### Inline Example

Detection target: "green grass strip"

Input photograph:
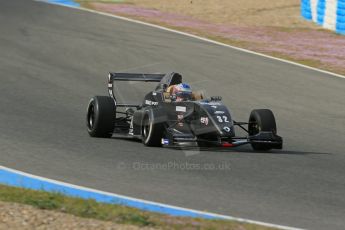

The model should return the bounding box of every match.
[0,184,277,229]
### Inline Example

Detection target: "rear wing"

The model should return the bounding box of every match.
[107,72,166,108]
[108,73,165,82]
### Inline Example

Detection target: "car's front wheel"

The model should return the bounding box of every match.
[86,96,116,138]
[248,109,277,151]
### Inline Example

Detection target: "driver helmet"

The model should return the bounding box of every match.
[171,83,192,101]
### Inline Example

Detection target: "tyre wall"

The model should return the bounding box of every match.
[301,0,345,35]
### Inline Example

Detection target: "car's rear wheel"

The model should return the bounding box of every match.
[248,109,277,151]
[142,109,164,147]
[86,96,116,138]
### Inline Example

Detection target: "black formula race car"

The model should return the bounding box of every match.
[86,72,283,150]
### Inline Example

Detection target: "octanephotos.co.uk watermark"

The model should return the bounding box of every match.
[117,161,231,171]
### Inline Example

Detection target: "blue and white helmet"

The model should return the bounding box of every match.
[174,83,192,93]
[172,83,192,101]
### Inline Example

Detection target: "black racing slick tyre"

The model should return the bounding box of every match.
[248,109,277,151]
[86,96,116,138]
[142,109,164,147]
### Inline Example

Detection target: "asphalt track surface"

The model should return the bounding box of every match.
[1,1,345,229]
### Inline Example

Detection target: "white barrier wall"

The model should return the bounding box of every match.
[301,0,345,35]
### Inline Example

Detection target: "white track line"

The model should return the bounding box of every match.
[37,0,345,80]
[0,165,303,230]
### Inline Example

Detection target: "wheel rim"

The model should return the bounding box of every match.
[249,121,260,135]
[143,116,150,139]
[87,104,95,130]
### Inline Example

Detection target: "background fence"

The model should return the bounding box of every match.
[301,0,345,35]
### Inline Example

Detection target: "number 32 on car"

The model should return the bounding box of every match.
[216,115,229,123]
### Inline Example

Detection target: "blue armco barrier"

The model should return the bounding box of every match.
[47,0,80,7]
[301,0,345,35]
[301,0,313,20]
[337,0,345,33]
[317,0,326,24]
[0,166,299,229]
[0,167,216,218]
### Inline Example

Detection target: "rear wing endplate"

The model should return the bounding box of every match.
[107,72,165,107]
